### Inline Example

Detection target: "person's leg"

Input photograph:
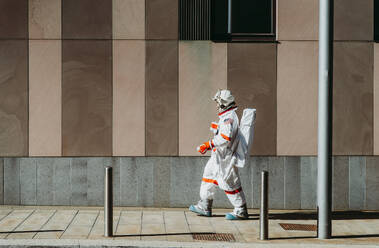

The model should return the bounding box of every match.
[189,159,218,217]
[224,188,248,220]
[223,166,248,220]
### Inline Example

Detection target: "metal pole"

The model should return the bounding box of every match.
[260,171,268,240]
[104,166,113,237]
[318,0,333,240]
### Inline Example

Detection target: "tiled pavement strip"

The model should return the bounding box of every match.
[0,206,377,247]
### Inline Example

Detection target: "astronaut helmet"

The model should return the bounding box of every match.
[212,89,236,113]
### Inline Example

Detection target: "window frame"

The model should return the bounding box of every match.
[211,0,276,42]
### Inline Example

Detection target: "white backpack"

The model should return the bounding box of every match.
[234,108,256,168]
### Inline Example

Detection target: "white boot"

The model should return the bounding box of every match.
[189,199,213,217]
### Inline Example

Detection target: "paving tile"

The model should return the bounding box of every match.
[141,223,166,241]
[0,210,34,232]
[188,224,214,233]
[349,157,366,210]
[20,158,37,205]
[62,0,112,39]
[4,158,20,205]
[118,211,142,225]
[142,212,164,224]
[165,223,192,242]
[7,210,55,239]
[113,0,145,39]
[36,158,54,205]
[115,224,141,240]
[70,211,99,226]
[61,225,92,238]
[29,0,61,39]
[0,41,28,156]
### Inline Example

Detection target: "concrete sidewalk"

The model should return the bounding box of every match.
[0,206,377,247]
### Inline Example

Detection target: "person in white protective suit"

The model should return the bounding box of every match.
[189,89,248,220]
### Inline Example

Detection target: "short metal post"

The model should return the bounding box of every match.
[104,166,113,237]
[260,171,268,240]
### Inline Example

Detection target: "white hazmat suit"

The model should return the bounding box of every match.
[190,89,248,219]
[200,106,246,210]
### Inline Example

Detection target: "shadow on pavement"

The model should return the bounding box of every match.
[0,230,63,234]
[333,234,379,239]
[114,232,215,237]
[265,211,379,220]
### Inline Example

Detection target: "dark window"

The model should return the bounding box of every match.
[211,0,275,42]
[179,0,211,40]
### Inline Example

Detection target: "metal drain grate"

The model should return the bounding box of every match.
[279,223,317,231]
[192,233,236,242]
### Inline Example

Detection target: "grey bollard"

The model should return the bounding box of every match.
[260,171,268,240]
[104,166,113,237]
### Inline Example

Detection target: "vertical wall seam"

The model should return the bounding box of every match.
[26,0,29,157]
[35,158,37,205]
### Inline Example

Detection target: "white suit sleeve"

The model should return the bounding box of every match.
[212,118,233,147]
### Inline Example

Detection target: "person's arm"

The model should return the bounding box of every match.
[197,118,233,154]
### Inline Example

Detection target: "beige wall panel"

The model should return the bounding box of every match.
[334,0,373,41]
[29,0,61,39]
[333,42,373,155]
[29,40,62,156]
[113,40,145,156]
[0,40,28,156]
[179,41,227,156]
[277,41,318,155]
[277,0,318,41]
[113,0,145,39]
[373,43,379,155]
[228,43,277,155]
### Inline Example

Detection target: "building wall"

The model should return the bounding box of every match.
[0,0,378,209]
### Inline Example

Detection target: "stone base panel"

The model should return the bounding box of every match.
[0,156,377,210]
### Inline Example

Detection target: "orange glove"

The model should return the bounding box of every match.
[197,140,214,154]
